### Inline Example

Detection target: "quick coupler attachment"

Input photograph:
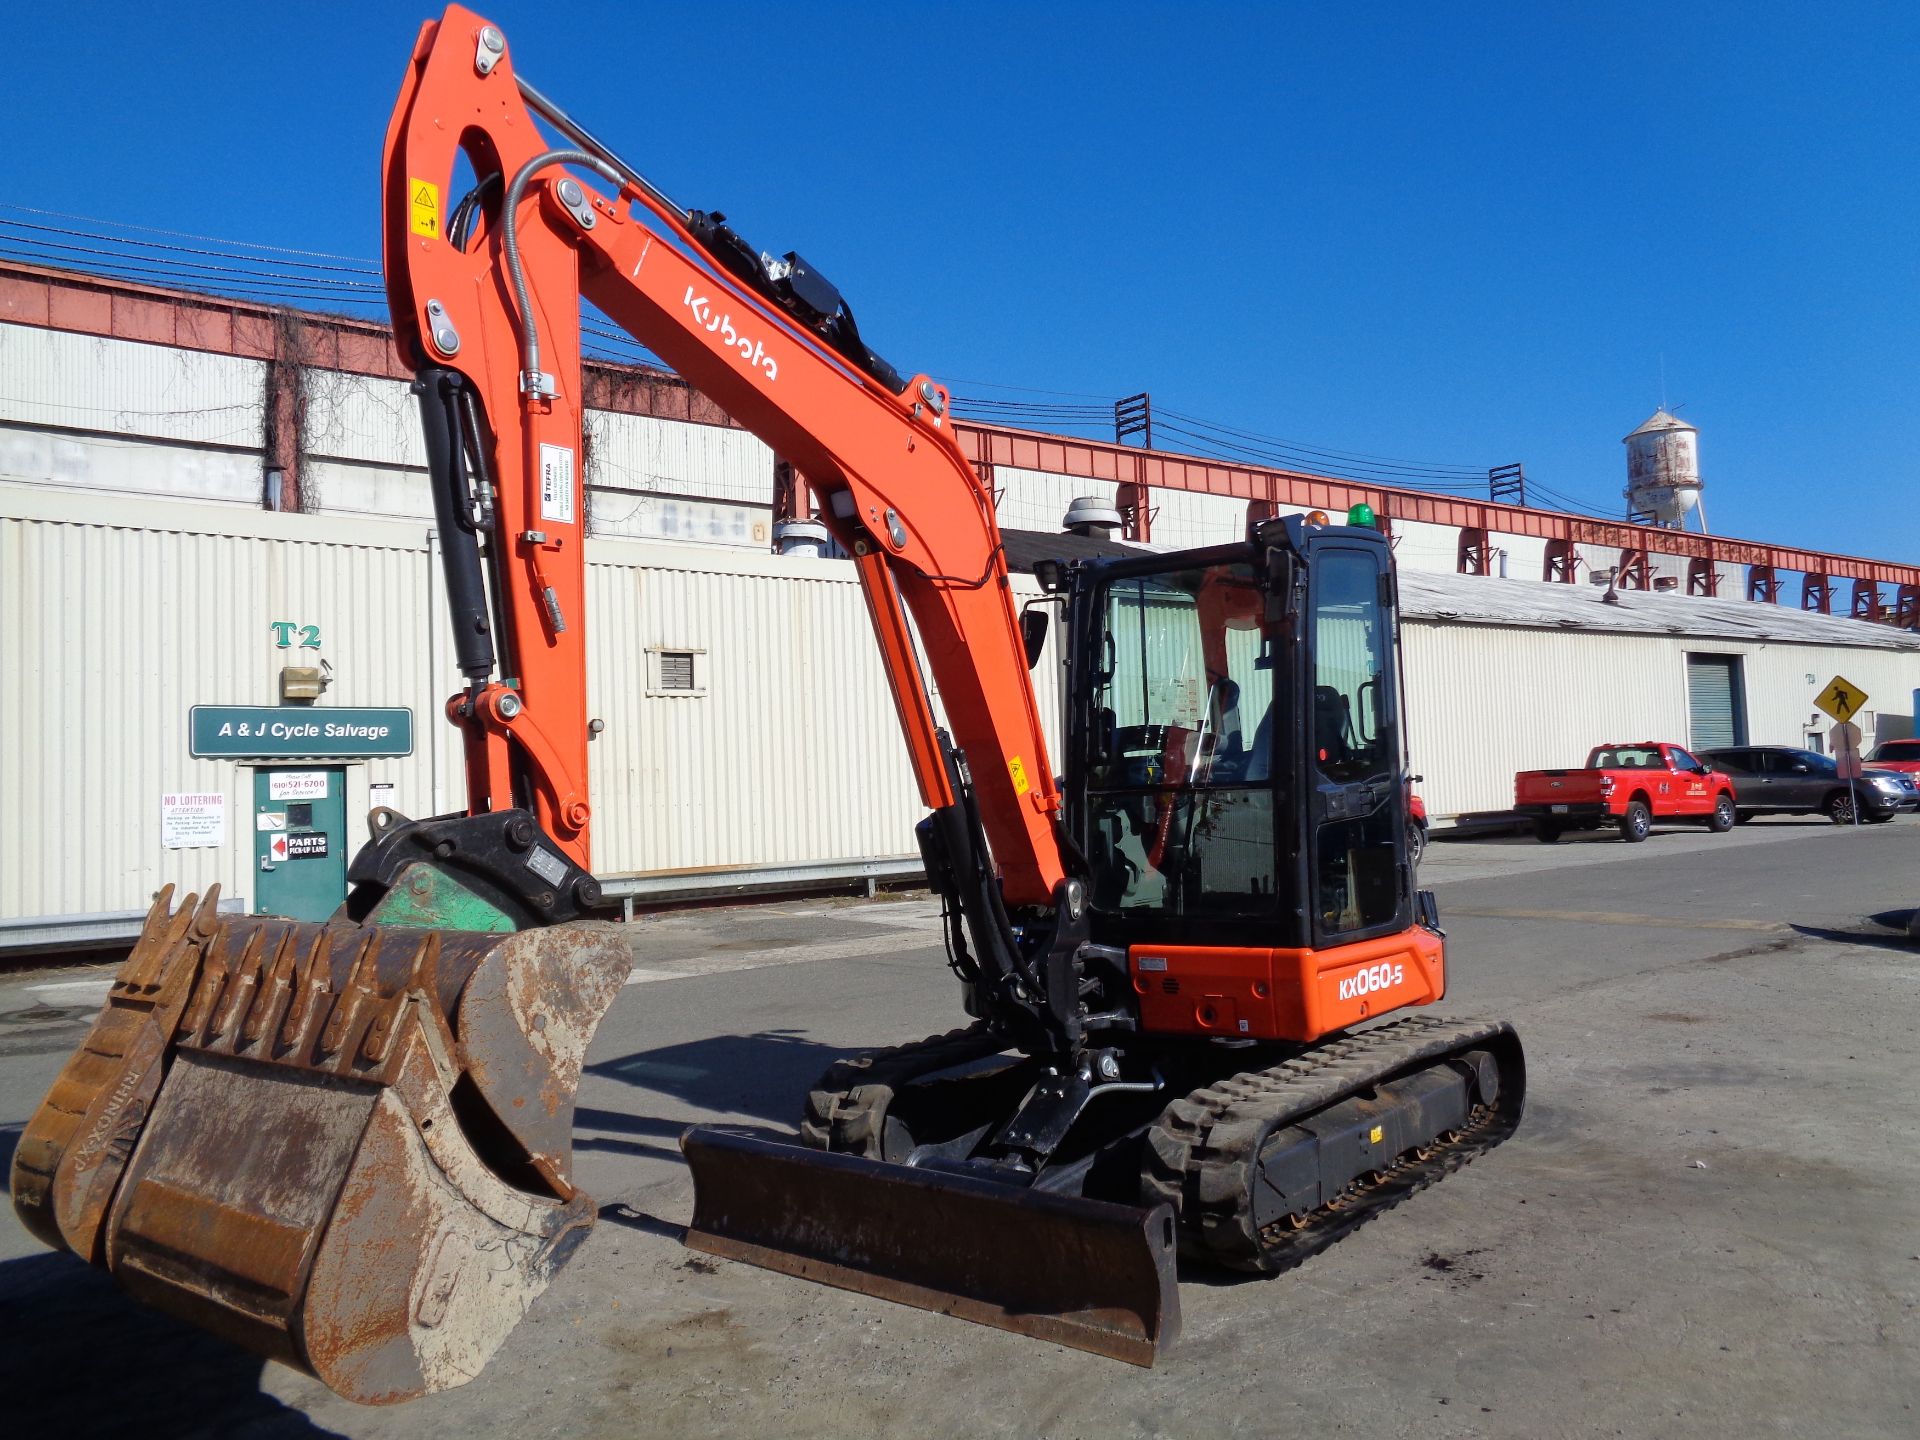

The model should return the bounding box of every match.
[681,1126,1182,1366]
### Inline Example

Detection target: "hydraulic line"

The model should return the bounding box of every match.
[500,147,620,389]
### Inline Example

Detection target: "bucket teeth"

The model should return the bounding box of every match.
[9,885,225,1260]
[241,929,300,1053]
[319,930,379,1061]
[207,925,268,1051]
[278,931,331,1054]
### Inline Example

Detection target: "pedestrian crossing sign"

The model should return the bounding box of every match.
[1814,675,1868,724]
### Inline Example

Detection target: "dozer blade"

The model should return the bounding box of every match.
[681,1127,1181,1366]
[12,896,632,1405]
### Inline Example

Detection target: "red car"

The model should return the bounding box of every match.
[1866,738,1920,775]
[1515,742,1738,843]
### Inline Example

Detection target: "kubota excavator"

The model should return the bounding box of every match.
[12,6,1525,1403]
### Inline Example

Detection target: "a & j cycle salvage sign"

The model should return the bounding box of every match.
[189,706,414,758]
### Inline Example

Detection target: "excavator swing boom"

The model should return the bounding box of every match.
[15,6,1524,1400]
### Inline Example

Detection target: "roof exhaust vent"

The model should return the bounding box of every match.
[1063,496,1123,539]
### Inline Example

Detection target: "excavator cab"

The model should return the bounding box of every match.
[1068,518,1412,951]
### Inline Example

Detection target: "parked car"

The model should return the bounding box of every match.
[1407,780,1429,867]
[1874,767,1920,812]
[1866,738,1920,775]
[1702,745,1911,824]
[1515,741,1738,843]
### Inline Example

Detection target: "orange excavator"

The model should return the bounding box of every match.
[12,6,1524,1403]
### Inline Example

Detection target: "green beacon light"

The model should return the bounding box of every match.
[1345,502,1376,529]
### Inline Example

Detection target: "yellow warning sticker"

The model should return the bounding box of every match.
[409,178,440,238]
[1008,755,1030,796]
[1368,1125,1384,1144]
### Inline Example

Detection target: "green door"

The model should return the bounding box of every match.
[254,766,348,921]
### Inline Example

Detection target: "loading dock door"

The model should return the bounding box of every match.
[1686,654,1747,751]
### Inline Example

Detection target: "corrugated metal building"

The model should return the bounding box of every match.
[3,269,1918,928]
[1396,572,1920,819]
[6,474,1916,922]
[0,482,1058,920]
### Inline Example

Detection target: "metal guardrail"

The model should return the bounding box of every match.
[1,859,928,955]
[0,900,245,956]
[598,857,924,919]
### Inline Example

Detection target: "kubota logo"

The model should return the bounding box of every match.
[1338,962,1405,1001]
[684,287,778,381]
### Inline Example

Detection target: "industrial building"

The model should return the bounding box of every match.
[2,259,1917,936]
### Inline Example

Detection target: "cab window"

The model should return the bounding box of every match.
[1310,548,1399,939]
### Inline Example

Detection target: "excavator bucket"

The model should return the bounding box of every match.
[11,889,631,1404]
[682,1127,1182,1366]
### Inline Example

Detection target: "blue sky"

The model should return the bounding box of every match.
[4,2,1916,558]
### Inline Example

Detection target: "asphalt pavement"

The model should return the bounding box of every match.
[1,814,1916,1438]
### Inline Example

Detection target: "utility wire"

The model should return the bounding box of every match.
[4,207,1629,513]
[0,203,378,264]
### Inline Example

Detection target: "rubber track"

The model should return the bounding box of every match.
[1141,1014,1524,1274]
[799,1023,1009,1158]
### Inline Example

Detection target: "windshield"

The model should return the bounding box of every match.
[1082,560,1278,918]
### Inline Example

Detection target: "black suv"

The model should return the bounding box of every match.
[1702,745,1913,824]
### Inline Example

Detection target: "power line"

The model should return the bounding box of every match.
[4,207,1630,512]
[0,216,382,277]
[0,203,378,264]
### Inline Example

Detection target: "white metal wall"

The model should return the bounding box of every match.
[6,475,1917,918]
[1402,620,1920,818]
[0,482,1061,917]
[0,327,265,506]
[0,485,443,918]
[585,546,920,874]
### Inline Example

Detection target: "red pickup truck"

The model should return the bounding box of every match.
[1514,742,1738,843]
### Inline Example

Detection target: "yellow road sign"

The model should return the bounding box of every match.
[1814,674,1869,724]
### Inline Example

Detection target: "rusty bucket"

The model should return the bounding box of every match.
[11,889,631,1403]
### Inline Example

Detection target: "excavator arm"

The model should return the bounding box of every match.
[379,6,1065,911]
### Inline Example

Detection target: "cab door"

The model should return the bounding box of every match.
[1666,746,1714,816]
[1305,538,1410,948]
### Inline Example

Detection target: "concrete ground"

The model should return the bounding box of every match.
[2,814,1917,1438]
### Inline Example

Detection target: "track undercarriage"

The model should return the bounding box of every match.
[684,1013,1525,1363]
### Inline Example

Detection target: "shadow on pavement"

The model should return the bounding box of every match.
[1789,919,1918,953]
[598,1201,688,1241]
[0,1253,345,1438]
[586,1028,850,1123]
[571,1107,792,1164]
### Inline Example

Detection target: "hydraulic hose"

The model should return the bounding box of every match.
[501,148,620,389]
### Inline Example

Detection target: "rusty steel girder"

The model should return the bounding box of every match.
[11,886,631,1404]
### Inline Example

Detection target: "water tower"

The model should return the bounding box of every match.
[1622,409,1705,530]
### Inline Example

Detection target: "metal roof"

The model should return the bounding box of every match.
[1623,408,1697,441]
[1400,569,1920,651]
[1000,526,1145,573]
